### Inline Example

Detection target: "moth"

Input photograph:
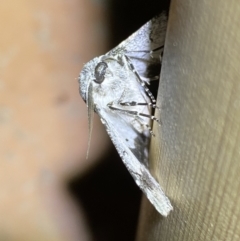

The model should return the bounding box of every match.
[78,13,173,216]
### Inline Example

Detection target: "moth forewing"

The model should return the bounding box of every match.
[98,109,172,217]
[79,13,173,216]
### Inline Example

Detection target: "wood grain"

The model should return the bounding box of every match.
[137,0,240,240]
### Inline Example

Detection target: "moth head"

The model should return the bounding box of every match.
[79,55,126,106]
[79,57,112,99]
[78,56,112,159]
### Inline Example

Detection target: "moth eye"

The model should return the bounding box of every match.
[94,61,108,84]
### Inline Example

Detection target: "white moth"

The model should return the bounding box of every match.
[78,13,173,216]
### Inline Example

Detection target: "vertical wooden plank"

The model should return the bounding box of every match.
[137,0,240,240]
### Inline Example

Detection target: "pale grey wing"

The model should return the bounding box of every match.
[98,109,173,216]
[100,109,149,166]
[109,13,168,80]
[110,13,168,53]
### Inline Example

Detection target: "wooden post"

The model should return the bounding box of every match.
[137,0,240,240]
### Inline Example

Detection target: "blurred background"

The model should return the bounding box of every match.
[0,0,169,240]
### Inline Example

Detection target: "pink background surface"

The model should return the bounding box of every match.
[0,1,110,240]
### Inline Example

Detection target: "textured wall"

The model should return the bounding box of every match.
[137,0,240,240]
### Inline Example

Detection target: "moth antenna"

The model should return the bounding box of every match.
[86,82,94,159]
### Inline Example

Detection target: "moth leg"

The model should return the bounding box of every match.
[123,55,157,104]
[135,116,155,137]
[102,54,159,83]
[151,46,164,52]
[144,46,164,59]
[145,124,155,136]
[148,46,164,61]
[126,45,164,55]
[140,76,159,84]
[126,45,164,59]
[120,101,160,110]
[108,104,161,126]
[101,55,124,66]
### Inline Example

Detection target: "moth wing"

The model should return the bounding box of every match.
[109,13,168,79]
[98,109,173,216]
[111,13,168,53]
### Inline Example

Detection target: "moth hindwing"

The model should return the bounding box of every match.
[79,13,173,216]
